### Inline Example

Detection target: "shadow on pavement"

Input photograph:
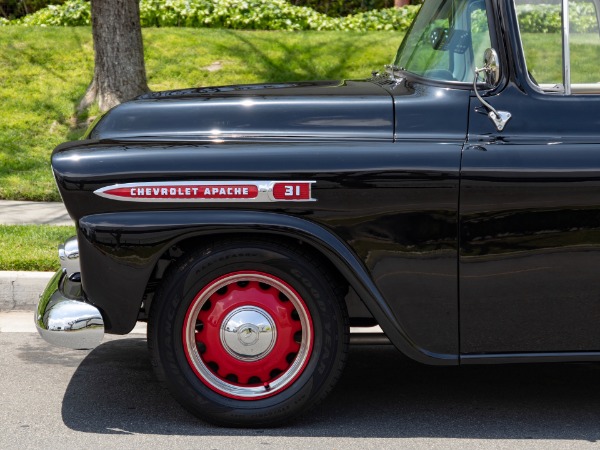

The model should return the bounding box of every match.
[62,337,600,440]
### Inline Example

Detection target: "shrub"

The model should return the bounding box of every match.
[516,2,599,33]
[10,0,600,33]
[17,0,89,26]
[0,0,66,20]
[335,6,420,31]
[289,0,408,17]
[138,0,420,31]
[14,0,421,32]
[139,0,328,30]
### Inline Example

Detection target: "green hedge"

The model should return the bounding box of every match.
[0,0,405,20]
[290,0,407,17]
[9,0,597,33]
[142,0,420,31]
[517,3,599,33]
[9,0,420,31]
[0,0,65,20]
[12,0,89,26]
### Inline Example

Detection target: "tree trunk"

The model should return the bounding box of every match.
[79,0,149,112]
[394,0,411,7]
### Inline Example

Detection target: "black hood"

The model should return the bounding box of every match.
[88,80,393,141]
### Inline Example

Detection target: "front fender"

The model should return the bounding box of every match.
[78,210,457,365]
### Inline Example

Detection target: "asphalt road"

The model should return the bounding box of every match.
[2,331,600,449]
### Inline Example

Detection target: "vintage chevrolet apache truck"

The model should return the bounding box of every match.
[37,0,600,426]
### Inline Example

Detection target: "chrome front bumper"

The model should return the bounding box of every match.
[35,236,104,350]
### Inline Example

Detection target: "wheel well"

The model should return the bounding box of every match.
[138,232,375,326]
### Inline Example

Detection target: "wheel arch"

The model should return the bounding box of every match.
[78,210,457,365]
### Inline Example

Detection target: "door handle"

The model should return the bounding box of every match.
[466,145,487,152]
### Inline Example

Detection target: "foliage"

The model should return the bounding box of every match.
[516,2,599,33]
[138,0,328,30]
[471,9,488,33]
[0,26,400,200]
[333,6,418,31]
[14,0,89,25]
[0,0,65,20]
[0,0,410,19]
[290,0,410,17]
[0,225,75,271]
[8,0,600,33]
[12,0,421,32]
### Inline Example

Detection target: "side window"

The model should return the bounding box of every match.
[515,0,600,94]
[569,0,600,91]
[515,0,564,88]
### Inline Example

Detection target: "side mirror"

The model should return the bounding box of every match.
[481,48,501,87]
[473,48,511,131]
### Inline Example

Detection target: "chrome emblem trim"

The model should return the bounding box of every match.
[94,181,316,203]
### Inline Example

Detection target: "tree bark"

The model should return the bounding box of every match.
[394,0,411,7]
[79,0,149,112]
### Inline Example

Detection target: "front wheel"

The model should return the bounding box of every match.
[148,240,348,426]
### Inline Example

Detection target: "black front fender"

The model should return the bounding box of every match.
[78,210,457,365]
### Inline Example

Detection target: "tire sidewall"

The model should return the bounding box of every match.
[151,242,345,425]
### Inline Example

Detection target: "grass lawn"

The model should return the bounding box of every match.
[1,26,597,270]
[521,32,600,85]
[1,26,597,202]
[0,225,75,271]
[0,26,400,201]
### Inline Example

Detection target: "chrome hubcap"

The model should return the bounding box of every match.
[220,306,277,361]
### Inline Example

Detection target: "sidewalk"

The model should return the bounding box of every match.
[0,200,71,311]
[0,200,72,226]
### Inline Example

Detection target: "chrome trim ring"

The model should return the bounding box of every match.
[183,272,314,400]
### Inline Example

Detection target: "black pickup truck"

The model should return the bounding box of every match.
[37,0,600,427]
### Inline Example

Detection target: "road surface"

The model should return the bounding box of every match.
[1,313,600,449]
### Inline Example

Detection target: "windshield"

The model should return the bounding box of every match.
[394,0,492,82]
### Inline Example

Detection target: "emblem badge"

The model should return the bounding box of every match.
[94,181,316,202]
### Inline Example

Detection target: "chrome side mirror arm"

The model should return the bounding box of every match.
[473,48,512,132]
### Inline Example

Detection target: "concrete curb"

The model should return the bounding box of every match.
[0,201,72,311]
[0,271,53,311]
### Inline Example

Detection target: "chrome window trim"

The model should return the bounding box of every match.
[562,0,572,95]
[513,0,570,95]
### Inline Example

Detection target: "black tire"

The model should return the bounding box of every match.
[148,239,348,427]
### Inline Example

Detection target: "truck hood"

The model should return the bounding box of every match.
[88,80,393,141]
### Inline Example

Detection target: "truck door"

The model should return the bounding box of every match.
[459,0,600,356]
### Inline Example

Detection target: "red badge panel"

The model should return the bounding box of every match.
[94,181,315,203]
[272,182,312,201]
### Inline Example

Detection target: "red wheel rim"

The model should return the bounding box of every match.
[182,271,314,400]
